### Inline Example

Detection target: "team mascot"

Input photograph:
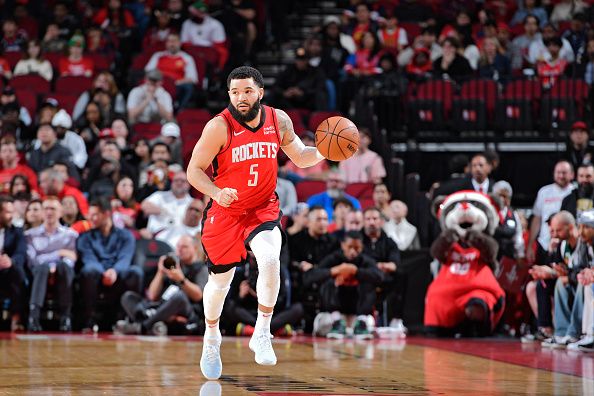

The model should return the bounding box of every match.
[425,190,506,336]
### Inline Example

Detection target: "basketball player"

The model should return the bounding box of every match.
[187,66,326,380]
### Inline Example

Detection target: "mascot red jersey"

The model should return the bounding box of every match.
[425,191,506,336]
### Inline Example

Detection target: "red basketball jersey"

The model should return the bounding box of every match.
[213,105,281,214]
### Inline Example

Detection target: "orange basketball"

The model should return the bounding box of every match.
[314,116,359,161]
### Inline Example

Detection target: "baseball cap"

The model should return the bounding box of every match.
[146,69,163,82]
[323,15,341,26]
[578,209,594,228]
[99,128,116,139]
[52,109,73,129]
[161,122,180,138]
[68,34,85,48]
[571,121,588,131]
[191,0,207,12]
[42,97,59,108]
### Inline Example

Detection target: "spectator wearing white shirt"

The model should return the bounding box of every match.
[13,39,53,82]
[181,0,228,69]
[145,33,198,110]
[276,176,297,215]
[127,69,174,125]
[527,160,575,265]
[338,128,386,184]
[141,170,194,238]
[44,109,88,169]
[383,200,419,251]
[528,23,574,65]
[156,199,204,248]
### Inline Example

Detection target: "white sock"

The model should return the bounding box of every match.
[254,309,273,334]
[204,320,221,340]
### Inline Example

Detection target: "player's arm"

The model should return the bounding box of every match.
[277,109,325,168]
[187,117,238,207]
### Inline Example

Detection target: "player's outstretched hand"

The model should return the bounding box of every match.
[214,187,238,207]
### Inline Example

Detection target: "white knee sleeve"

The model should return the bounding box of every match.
[250,227,282,308]
[203,269,235,321]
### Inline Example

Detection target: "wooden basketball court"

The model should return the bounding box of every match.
[0,333,592,395]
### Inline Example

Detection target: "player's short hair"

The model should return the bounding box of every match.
[227,66,264,89]
[343,230,363,241]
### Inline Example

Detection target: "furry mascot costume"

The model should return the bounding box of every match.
[425,191,506,336]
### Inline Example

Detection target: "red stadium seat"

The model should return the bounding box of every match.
[460,79,498,116]
[308,111,342,132]
[177,109,211,124]
[49,93,78,115]
[503,79,541,100]
[55,76,93,96]
[44,52,62,69]
[86,53,114,72]
[161,75,177,99]
[400,22,422,41]
[15,89,37,116]
[133,122,162,140]
[10,74,50,95]
[3,52,22,69]
[284,109,308,134]
[408,80,454,131]
[295,180,325,202]
[345,182,374,200]
[181,44,220,68]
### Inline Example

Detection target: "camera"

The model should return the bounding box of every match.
[163,255,178,270]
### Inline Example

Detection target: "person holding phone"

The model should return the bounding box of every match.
[115,235,208,335]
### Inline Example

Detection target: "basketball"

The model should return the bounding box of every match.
[315,116,360,161]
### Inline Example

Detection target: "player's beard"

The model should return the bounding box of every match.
[230,99,261,123]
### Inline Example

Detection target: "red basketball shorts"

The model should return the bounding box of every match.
[201,194,281,273]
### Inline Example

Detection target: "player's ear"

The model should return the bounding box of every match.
[259,88,264,100]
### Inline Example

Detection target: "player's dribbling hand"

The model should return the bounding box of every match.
[214,187,238,207]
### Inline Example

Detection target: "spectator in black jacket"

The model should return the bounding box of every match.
[303,231,383,339]
[0,195,27,331]
[361,207,406,333]
[432,37,473,84]
[563,121,594,173]
[561,163,594,217]
[28,124,78,179]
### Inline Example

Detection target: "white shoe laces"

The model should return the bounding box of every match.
[204,342,220,363]
[254,332,274,352]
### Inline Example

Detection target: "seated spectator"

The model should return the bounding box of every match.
[432,37,473,83]
[344,2,379,48]
[49,2,80,41]
[58,34,94,77]
[563,121,594,171]
[143,8,175,49]
[212,0,258,67]
[550,0,587,25]
[77,197,143,331]
[25,197,78,332]
[272,47,328,111]
[73,72,126,121]
[562,13,587,60]
[307,170,361,220]
[92,0,135,28]
[110,117,131,150]
[0,196,27,331]
[321,15,356,60]
[137,141,183,189]
[478,37,511,84]
[384,200,420,251]
[76,101,105,152]
[44,109,88,170]
[127,69,174,125]
[86,140,137,200]
[9,174,33,198]
[156,123,182,165]
[36,97,60,126]
[537,37,569,89]
[167,0,189,32]
[129,138,151,174]
[339,128,386,184]
[155,199,204,248]
[0,19,27,53]
[562,163,594,219]
[145,33,198,110]
[286,202,309,236]
[13,39,53,82]
[510,15,542,70]
[24,199,43,230]
[116,235,207,335]
[85,26,115,57]
[344,31,384,77]
[39,168,88,216]
[1,86,32,128]
[0,135,38,194]
[510,0,548,27]
[11,192,29,228]
[493,181,526,260]
[276,176,297,216]
[528,23,574,65]
[181,1,228,69]
[377,15,407,53]
[41,23,67,53]
[0,49,12,80]
[405,47,433,82]
[111,176,140,230]
[327,197,354,234]
[225,250,304,337]
[398,27,442,68]
[372,182,392,219]
[61,195,90,233]
[27,124,77,177]
[281,132,329,182]
[141,170,193,238]
[136,159,175,201]
[303,231,383,339]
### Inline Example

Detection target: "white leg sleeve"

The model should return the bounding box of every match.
[249,227,282,308]
[203,269,235,321]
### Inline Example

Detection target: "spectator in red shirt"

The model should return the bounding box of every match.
[0,49,12,80]
[59,34,94,77]
[537,37,568,89]
[344,31,384,76]
[39,168,89,216]
[93,0,135,29]
[145,33,198,110]
[0,136,38,194]
[344,3,379,48]
[1,19,27,53]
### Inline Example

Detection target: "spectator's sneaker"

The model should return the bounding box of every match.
[200,336,223,380]
[113,320,142,335]
[389,318,408,338]
[59,316,72,332]
[542,335,576,349]
[578,340,594,353]
[521,328,551,343]
[274,324,293,337]
[327,320,347,339]
[150,321,168,336]
[568,336,594,351]
[249,331,277,365]
[235,323,255,337]
[27,316,42,333]
[354,319,374,340]
[313,312,333,337]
